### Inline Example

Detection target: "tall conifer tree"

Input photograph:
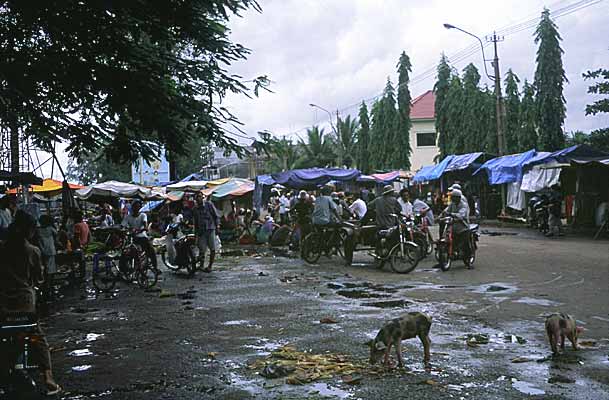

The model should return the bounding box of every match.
[461,63,483,153]
[434,54,452,159]
[446,75,464,154]
[368,99,384,171]
[534,8,567,151]
[380,77,397,169]
[394,52,413,170]
[357,101,371,173]
[504,69,521,153]
[519,80,538,151]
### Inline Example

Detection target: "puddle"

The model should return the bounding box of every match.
[469,283,518,295]
[511,379,545,395]
[69,349,94,357]
[361,299,411,308]
[308,382,352,398]
[336,289,390,299]
[223,320,250,326]
[72,365,92,372]
[513,297,560,307]
[243,339,284,356]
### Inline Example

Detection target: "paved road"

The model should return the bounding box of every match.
[41,226,609,399]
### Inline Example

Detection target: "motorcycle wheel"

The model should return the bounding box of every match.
[186,245,198,277]
[161,250,180,271]
[389,243,419,274]
[301,232,322,264]
[437,243,452,271]
[136,254,158,289]
[92,258,117,292]
[335,230,347,260]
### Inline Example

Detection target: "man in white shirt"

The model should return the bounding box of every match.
[121,200,158,272]
[397,188,413,218]
[348,192,368,220]
[279,192,291,225]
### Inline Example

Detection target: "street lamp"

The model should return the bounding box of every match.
[309,103,342,167]
[442,24,493,81]
[444,22,507,214]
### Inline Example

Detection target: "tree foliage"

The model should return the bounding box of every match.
[434,54,452,159]
[534,8,567,151]
[356,102,371,173]
[446,75,465,154]
[337,115,358,168]
[504,69,521,154]
[461,64,485,153]
[295,126,335,169]
[519,80,538,151]
[0,0,269,165]
[67,153,131,185]
[394,51,412,170]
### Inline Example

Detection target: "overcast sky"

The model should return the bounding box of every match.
[45,0,608,179]
[223,0,609,142]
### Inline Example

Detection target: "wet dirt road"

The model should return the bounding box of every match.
[44,227,609,399]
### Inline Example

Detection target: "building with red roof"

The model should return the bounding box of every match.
[408,90,439,171]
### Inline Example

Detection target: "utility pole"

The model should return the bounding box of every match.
[489,32,507,215]
[336,109,342,168]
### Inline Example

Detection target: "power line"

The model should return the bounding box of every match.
[282,0,604,139]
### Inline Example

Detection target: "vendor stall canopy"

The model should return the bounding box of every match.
[270,168,361,189]
[75,180,165,201]
[473,149,537,185]
[6,178,83,195]
[0,170,43,185]
[524,144,609,167]
[412,152,485,183]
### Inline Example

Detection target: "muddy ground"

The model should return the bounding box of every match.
[35,227,609,399]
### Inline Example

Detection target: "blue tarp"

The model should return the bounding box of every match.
[270,168,360,189]
[412,155,454,183]
[524,144,609,167]
[444,152,485,172]
[474,149,537,185]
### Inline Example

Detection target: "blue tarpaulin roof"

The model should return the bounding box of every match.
[524,144,609,167]
[474,149,537,185]
[270,168,361,189]
[412,155,454,183]
[444,152,485,172]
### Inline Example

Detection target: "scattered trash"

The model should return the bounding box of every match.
[258,272,269,277]
[69,349,93,357]
[320,317,338,324]
[578,340,597,347]
[261,363,295,378]
[504,334,527,344]
[207,352,218,360]
[459,333,490,346]
[159,290,175,298]
[548,375,575,384]
[177,292,196,300]
[250,346,366,385]
[511,356,535,363]
[420,379,439,385]
[341,374,362,385]
[72,365,92,372]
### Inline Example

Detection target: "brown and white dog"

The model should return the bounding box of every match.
[545,313,583,354]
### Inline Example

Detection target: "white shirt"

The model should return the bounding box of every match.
[349,199,368,220]
[279,196,290,214]
[413,199,434,225]
[172,213,184,225]
[122,213,148,238]
[0,208,12,229]
[398,198,413,218]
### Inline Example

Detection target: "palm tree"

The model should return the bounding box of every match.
[268,137,299,172]
[295,126,336,168]
[337,115,358,168]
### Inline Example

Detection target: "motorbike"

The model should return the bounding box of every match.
[529,194,550,234]
[411,213,434,260]
[160,223,199,276]
[435,215,480,271]
[0,312,41,396]
[342,214,419,274]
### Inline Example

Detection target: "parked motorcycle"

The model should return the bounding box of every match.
[0,312,41,396]
[369,214,420,274]
[530,194,550,234]
[160,223,199,276]
[435,215,480,271]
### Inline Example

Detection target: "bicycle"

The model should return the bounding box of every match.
[92,229,158,291]
[301,224,347,264]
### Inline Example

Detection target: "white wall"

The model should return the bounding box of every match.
[409,119,439,171]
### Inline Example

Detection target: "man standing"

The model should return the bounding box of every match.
[397,188,413,218]
[279,192,291,226]
[121,200,158,273]
[193,192,220,273]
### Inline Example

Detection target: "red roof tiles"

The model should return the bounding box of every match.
[410,90,435,120]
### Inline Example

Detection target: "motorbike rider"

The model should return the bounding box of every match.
[439,188,473,268]
[368,185,402,229]
[546,184,563,237]
[0,210,61,395]
[121,200,159,273]
[312,185,342,253]
[397,188,413,218]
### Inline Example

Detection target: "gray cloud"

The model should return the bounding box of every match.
[224,0,609,139]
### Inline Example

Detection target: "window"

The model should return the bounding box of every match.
[416,131,437,147]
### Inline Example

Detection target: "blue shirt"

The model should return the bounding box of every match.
[193,201,220,233]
